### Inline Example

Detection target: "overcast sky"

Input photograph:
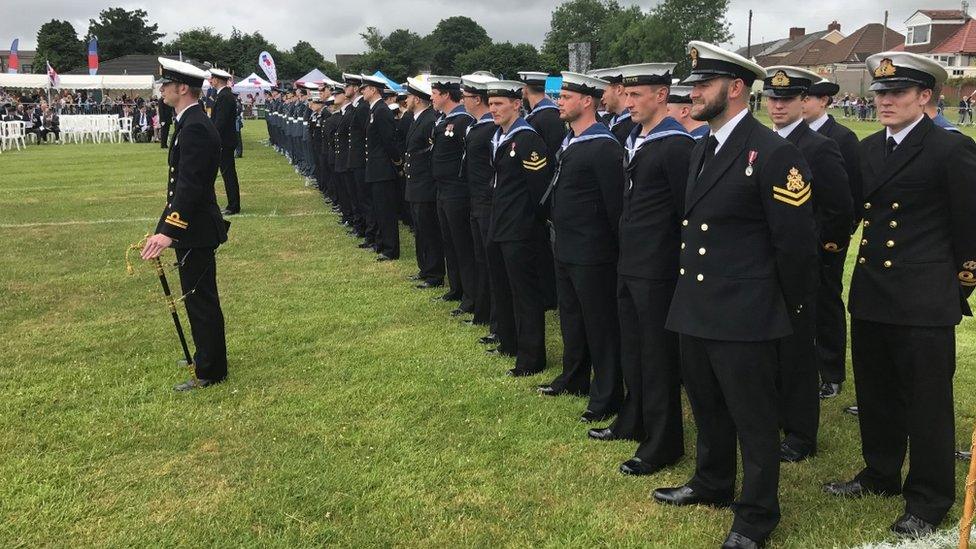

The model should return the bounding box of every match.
[2,0,942,62]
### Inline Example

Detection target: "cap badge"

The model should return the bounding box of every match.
[874,58,896,78]
[771,71,790,87]
[689,48,699,69]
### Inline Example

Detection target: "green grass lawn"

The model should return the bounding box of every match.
[0,117,973,548]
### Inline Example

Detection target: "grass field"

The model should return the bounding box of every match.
[0,115,973,548]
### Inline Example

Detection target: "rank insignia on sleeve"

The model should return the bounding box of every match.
[963,260,976,271]
[522,151,547,171]
[960,271,976,286]
[772,167,811,206]
[164,212,188,229]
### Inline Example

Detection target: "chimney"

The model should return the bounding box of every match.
[828,21,841,32]
[789,27,806,41]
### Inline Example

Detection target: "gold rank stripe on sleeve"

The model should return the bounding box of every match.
[772,184,811,206]
[523,156,547,171]
[164,212,189,229]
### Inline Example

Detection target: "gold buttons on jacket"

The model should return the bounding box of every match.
[824,242,839,252]
[170,178,175,183]
[170,167,174,173]
[700,223,709,231]
[861,239,868,246]
[698,248,706,255]
[858,257,866,264]
[864,202,871,209]
[886,240,895,248]
[681,242,686,249]
[169,191,173,197]
[863,220,870,228]
[696,274,704,282]
[682,219,688,226]
[680,268,685,275]
[892,202,900,210]
[884,260,893,268]
[889,220,898,228]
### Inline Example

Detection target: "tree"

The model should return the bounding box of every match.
[349,28,432,82]
[592,5,645,67]
[165,27,228,69]
[541,0,625,71]
[425,17,491,74]
[86,7,164,60]
[34,19,83,73]
[648,0,732,77]
[455,42,542,80]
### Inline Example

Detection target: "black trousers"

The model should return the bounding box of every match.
[160,121,171,149]
[219,146,240,212]
[235,130,243,157]
[776,299,819,454]
[334,171,352,222]
[410,201,445,284]
[469,213,493,326]
[536,225,558,310]
[613,275,684,467]
[370,179,400,259]
[397,175,412,228]
[549,260,622,416]
[487,239,546,373]
[175,247,227,381]
[344,172,362,234]
[817,249,847,383]
[681,335,780,542]
[437,198,477,309]
[353,168,376,244]
[851,319,956,525]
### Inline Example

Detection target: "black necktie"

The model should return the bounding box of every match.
[698,135,718,177]
[885,136,897,157]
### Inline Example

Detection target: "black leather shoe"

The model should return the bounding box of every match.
[580,410,613,423]
[174,377,223,391]
[537,384,565,396]
[844,405,859,416]
[819,381,842,399]
[619,457,663,476]
[407,274,422,281]
[485,347,505,356]
[479,334,499,345]
[721,531,763,549]
[890,513,936,538]
[221,208,239,216]
[822,479,895,498]
[507,368,541,377]
[376,254,394,262]
[587,427,616,441]
[780,442,813,463]
[651,485,732,508]
[415,281,443,289]
[358,242,373,249]
[437,292,461,302]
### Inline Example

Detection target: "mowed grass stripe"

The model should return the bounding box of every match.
[0,119,973,548]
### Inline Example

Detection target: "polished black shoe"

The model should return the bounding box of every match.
[780,442,814,463]
[721,531,763,549]
[537,384,565,396]
[844,405,859,416]
[651,485,732,508]
[619,457,662,476]
[587,427,616,441]
[376,254,394,262]
[890,513,936,538]
[357,242,373,249]
[407,274,422,281]
[580,410,613,423]
[822,479,894,498]
[221,208,239,216]
[479,334,499,345]
[819,381,842,399]
[436,292,461,302]
[415,280,443,289]
[507,368,540,377]
[174,377,223,392]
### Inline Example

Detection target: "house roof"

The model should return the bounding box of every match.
[735,39,789,59]
[769,38,838,66]
[918,9,967,20]
[65,54,206,75]
[821,23,905,64]
[930,17,976,53]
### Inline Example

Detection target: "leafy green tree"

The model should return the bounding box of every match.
[455,42,542,79]
[165,27,228,69]
[425,17,491,74]
[34,19,83,73]
[86,7,164,60]
[541,0,624,71]
[648,0,732,77]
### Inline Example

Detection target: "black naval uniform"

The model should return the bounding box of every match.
[404,107,445,285]
[607,110,636,145]
[612,118,693,469]
[319,108,339,198]
[487,119,551,374]
[432,106,476,307]
[157,103,229,381]
[525,97,563,310]
[349,96,376,245]
[464,113,498,326]
[365,98,402,259]
[334,103,357,227]
[546,123,625,417]
[664,110,818,543]
[814,113,863,386]
[848,115,976,526]
[778,119,853,457]
[211,86,241,213]
[158,101,174,149]
[396,108,414,228]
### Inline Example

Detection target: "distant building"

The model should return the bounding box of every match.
[896,8,976,79]
[736,22,846,67]
[0,49,37,74]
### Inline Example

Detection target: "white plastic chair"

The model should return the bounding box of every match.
[118,117,133,143]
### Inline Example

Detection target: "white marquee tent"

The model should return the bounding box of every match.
[0,73,154,90]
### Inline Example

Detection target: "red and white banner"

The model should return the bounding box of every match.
[46,60,59,87]
[258,51,277,85]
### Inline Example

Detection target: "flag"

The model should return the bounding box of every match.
[87,38,98,75]
[258,51,277,85]
[7,38,19,74]
[46,60,59,87]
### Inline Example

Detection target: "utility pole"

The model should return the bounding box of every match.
[747,10,753,58]
[882,10,889,51]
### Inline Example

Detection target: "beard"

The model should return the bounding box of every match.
[691,80,730,122]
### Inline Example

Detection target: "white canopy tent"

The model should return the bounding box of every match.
[232,72,272,102]
[0,73,49,88]
[0,73,154,90]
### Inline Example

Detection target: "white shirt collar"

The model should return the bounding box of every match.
[352,95,362,106]
[175,103,196,122]
[886,115,925,145]
[369,97,382,109]
[775,118,803,139]
[414,106,429,120]
[808,112,830,132]
[710,107,749,153]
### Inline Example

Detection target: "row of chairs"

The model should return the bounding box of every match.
[59,115,134,144]
[0,121,28,153]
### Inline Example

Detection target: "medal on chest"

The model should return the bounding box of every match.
[509,143,516,158]
[745,150,758,176]
[445,123,455,138]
